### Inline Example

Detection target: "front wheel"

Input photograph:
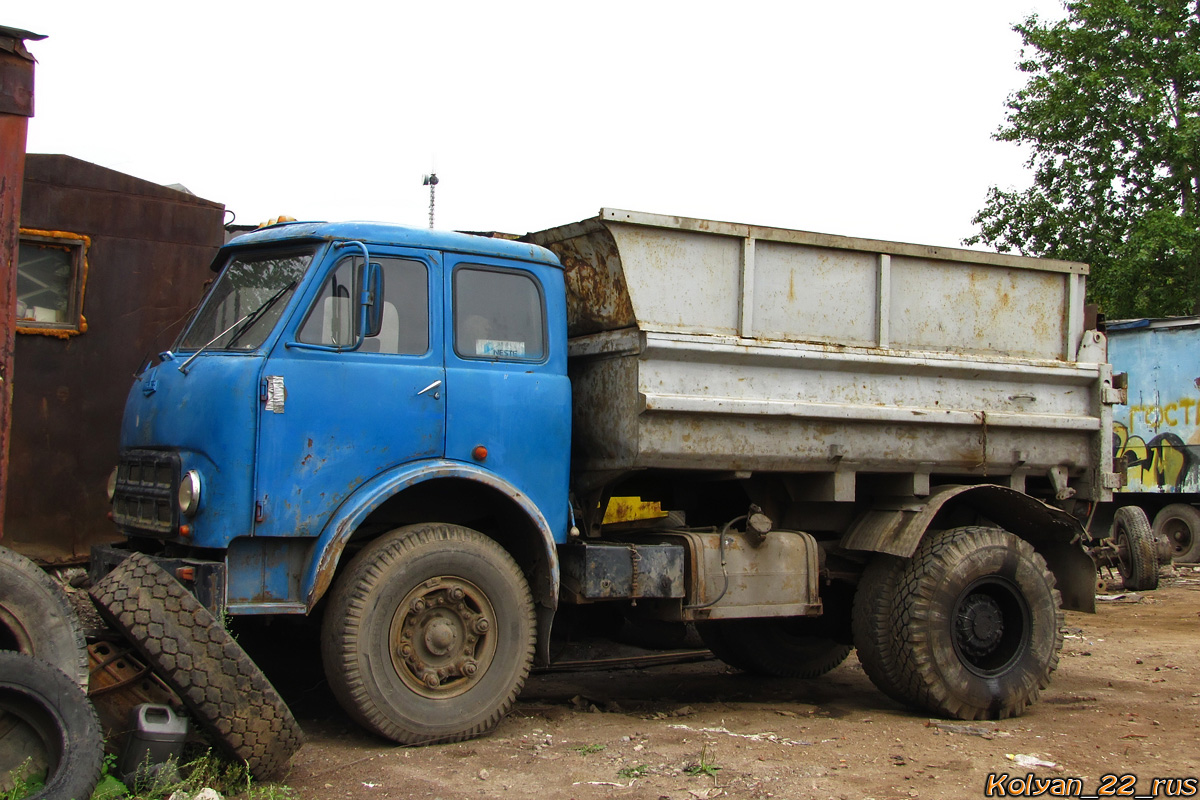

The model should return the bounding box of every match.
[321,524,535,744]
[890,527,1063,720]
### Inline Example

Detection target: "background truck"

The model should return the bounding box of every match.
[1107,316,1200,564]
[96,208,1119,745]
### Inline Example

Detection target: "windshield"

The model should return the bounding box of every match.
[177,248,315,351]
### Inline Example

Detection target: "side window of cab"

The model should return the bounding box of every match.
[299,256,429,354]
[453,266,545,361]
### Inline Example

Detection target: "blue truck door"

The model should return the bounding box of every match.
[253,250,445,538]
[443,256,572,538]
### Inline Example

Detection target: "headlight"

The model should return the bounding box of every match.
[106,467,118,502]
[178,470,202,517]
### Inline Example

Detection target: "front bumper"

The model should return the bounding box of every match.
[90,543,227,619]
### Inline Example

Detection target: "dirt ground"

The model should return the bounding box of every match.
[255,569,1200,800]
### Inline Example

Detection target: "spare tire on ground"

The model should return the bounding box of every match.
[1113,506,1159,591]
[89,553,303,780]
[0,650,104,800]
[0,546,88,690]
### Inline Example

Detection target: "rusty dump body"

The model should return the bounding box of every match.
[528,209,1117,538]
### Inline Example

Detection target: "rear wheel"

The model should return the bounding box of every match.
[1113,506,1158,590]
[322,524,535,744]
[697,618,852,678]
[851,552,911,704]
[1152,503,1200,564]
[891,527,1063,720]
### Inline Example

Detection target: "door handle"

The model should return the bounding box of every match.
[417,380,442,399]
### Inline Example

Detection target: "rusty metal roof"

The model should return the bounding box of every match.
[0,26,45,60]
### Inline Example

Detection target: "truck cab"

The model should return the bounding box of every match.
[103,221,572,740]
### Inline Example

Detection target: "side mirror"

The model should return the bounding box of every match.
[361,261,383,339]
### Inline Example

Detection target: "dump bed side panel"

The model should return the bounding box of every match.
[532,209,1088,360]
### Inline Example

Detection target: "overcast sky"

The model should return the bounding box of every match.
[12,0,1066,248]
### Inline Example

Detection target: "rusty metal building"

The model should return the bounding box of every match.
[1,26,42,543]
[7,154,224,563]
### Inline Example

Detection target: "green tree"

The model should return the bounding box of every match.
[967,0,1200,319]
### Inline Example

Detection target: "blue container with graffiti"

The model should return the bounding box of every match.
[1107,317,1200,563]
[1109,317,1200,494]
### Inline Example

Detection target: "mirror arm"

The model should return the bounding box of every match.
[334,240,372,345]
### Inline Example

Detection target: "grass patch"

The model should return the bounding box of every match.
[114,749,298,800]
[1,759,45,800]
[684,745,722,778]
[4,749,297,800]
[572,743,606,755]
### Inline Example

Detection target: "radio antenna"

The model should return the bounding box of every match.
[422,173,439,229]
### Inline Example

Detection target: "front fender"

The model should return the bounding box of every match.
[302,459,560,610]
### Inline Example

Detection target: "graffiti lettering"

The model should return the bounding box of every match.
[1182,397,1197,425]
[1113,422,1197,492]
[1131,398,1200,429]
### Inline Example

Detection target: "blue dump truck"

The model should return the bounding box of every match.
[1108,316,1200,564]
[95,209,1122,745]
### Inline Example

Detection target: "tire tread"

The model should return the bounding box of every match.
[851,553,911,704]
[0,546,88,690]
[1114,506,1159,590]
[89,553,303,780]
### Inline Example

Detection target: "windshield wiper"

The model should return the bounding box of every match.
[177,312,255,374]
[224,280,298,350]
[176,280,296,374]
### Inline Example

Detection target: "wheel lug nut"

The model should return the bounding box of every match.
[474,618,490,634]
[399,644,413,658]
[450,587,465,601]
[423,672,440,688]
[412,598,427,613]
[462,661,477,676]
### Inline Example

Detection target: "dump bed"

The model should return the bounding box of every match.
[1108,317,1200,494]
[528,209,1115,499]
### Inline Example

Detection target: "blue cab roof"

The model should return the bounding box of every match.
[224,220,562,269]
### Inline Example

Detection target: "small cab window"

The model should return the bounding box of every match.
[454,266,545,361]
[15,230,89,334]
[299,256,429,354]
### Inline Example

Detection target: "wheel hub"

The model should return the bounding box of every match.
[956,593,1004,657]
[389,576,497,699]
[1163,520,1191,557]
[951,575,1032,678]
[424,619,458,656]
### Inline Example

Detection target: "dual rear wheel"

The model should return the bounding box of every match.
[853,527,1063,719]
[700,527,1063,720]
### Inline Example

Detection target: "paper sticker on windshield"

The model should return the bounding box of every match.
[475,339,525,358]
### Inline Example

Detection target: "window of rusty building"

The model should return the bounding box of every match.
[15,229,90,336]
